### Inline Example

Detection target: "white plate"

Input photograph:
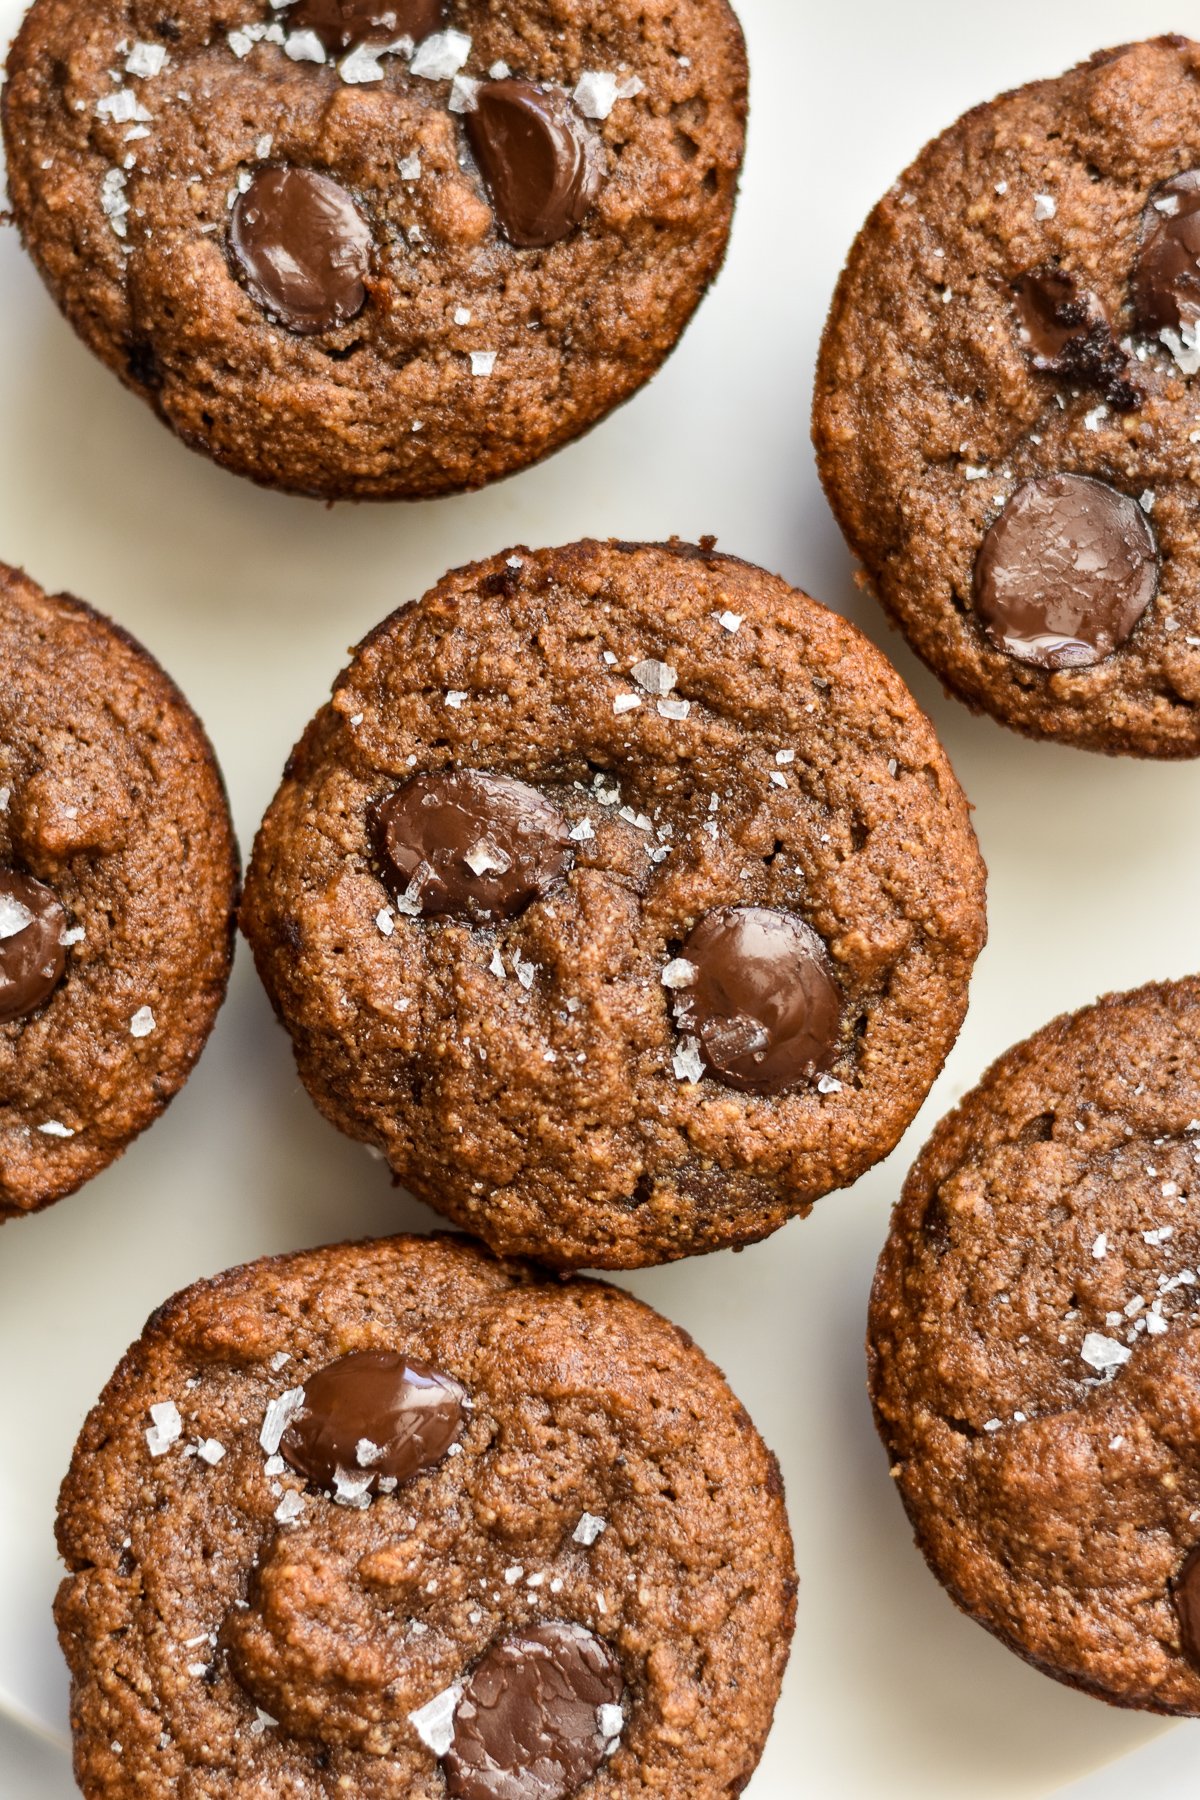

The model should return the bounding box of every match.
[2,1,1200,1793]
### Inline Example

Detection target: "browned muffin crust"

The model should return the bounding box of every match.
[814,35,1200,757]
[0,565,238,1217]
[241,537,986,1269]
[55,1232,797,1797]
[3,0,746,500]
[870,978,1200,1714]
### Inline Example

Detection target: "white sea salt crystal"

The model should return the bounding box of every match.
[399,152,422,180]
[449,74,480,112]
[816,1073,843,1094]
[408,1685,462,1756]
[126,42,167,77]
[453,305,471,324]
[101,167,130,236]
[197,1438,226,1465]
[1144,1225,1174,1246]
[568,819,594,842]
[776,749,796,765]
[1033,193,1056,220]
[394,879,424,917]
[615,73,644,99]
[256,134,273,158]
[672,1037,704,1083]
[98,89,152,122]
[410,29,470,79]
[1146,1310,1168,1337]
[770,772,788,789]
[1092,1233,1107,1260]
[0,896,33,937]
[464,840,510,877]
[573,1512,607,1546]
[598,1701,624,1747]
[716,610,742,632]
[38,1119,75,1137]
[514,955,537,991]
[661,958,696,990]
[612,694,641,715]
[507,555,523,569]
[130,1005,156,1037]
[274,1489,306,1524]
[228,27,255,56]
[1083,405,1107,432]
[1080,1332,1131,1374]
[445,690,468,708]
[657,697,691,720]
[270,1351,291,1372]
[630,658,677,695]
[376,908,395,937]
[260,1386,305,1454]
[0,788,9,812]
[283,28,326,61]
[488,949,506,980]
[984,1418,1002,1432]
[504,1565,524,1584]
[339,43,385,82]
[469,350,497,376]
[1161,321,1200,375]
[574,70,618,118]
[146,1401,182,1456]
[333,1468,373,1507]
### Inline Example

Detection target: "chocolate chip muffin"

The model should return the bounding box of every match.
[55,1232,797,1796]
[869,976,1200,1714]
[1,563,237,1219]
[241,537,986,1269]
[3,0,747,500]
[814,34,1200,758]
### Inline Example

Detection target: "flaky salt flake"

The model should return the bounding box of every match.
[568,818,594,842]
[256,133,273,157]
[376,908,395,937]
[1033,193,1056,220]
[672,1037,704,1083]
[408,1684,463,1756]
[98,88,152,122]
[513,954,537,991]
[283,28,326,61]
[1161,321,1200,375]
[332,1468,373,1508]
[399,152,422,180]
[661,958,696,990]
[445,690,468,708]
[0,896,34,937]
[452,304,472,325]
[631,658,678,695]
[775,748,796,765]
[464,840,510,877]
[0,788,9,812]
[228,28,258,57]
[469,350,497,376]
[612,694,642,716]
[101,166,130,236]
[504,1565,525,1584]
[38,1119,75,1137]
[598,1701,624,1748]
[615,73,644,100]
[506,554,523,569]
[488,949,506,980]
[449,74,480,112]
[770,771,788,789]
[1083,405,1108,432]
[574,70,618,118]
[274,1489,306,1524]
[1139,489,1157,514]
[394,879,424,917]
[816,1073,843,1094]
[130,1005,156,1038]
[1144,1225,1174,1246]
[339,43,385,81]
[126,42,167,77]
[573,1512,607,1546]
[197,1439,226,1465]
[410,29,471,79]
[983,1418,1002,1432]
[1092,1233,1108,1260]
[1080,1332,1131,1374]
[260,1386,306,1454]
[1146,1310,1169,1337]
[658,696,691,720]
[355,1437,383,1467]
[715,610,742,632]
[146,1400,183,1456]
[187,1661,209,1677]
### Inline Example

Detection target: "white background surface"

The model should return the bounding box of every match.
[1,1,1199,1794]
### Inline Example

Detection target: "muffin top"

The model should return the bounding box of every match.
[56,1233,796,1797]
[3,0,746,498]
[241,537,986,1268]
[815,35,1200,756]
[0,565,237,1218]
[870,978,1200,1713]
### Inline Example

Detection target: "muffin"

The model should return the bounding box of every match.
[870,976,1200,1712]
[3,0,747,499]
[55,1231,797,1796]
[241,537,986,1268]
[814,35,1200,757]
[0,562,237,1218]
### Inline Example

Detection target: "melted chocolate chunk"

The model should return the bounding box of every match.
[0,870,67,1024]
[444,1620,623,1800]
[373,771,573,922]
[1174,1546,1200,1674]
[280,1351,464,1493]
[466,81,603,249]
[1134,171,1200,336]
[228,167,372,335]
[1013,267,1141,410]
[974,474,1158,669]
[287,0,444,54]
[673,906,842,1096]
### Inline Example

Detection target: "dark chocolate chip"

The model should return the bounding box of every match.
[974,474,1158,669]
[373,771,573,922]
[0,870,68,1025]
[280,1351,465,1494]
[1133,171,1200,336]
[466,81,603,249]
[1013,267,1141,410]
[287,0,444,55]
[1174,1545,1200,1674]
[444,1620,623,1800]
[228,167,372,335]
[673,905,842,1096]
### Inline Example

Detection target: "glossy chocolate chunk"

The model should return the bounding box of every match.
[1013,267,1141,410]
[280,1351,465,1493]
[974,474,1158,669]
[673,906,842,1096]
[466,80,603,249]
[373,770,573,922]
[445,1620,623,1800]
[0,870,67,1024]
[287,0,444,54]
[1134,171,1200,335]
[1174,1546,1200,1674]
[228,167,372,335]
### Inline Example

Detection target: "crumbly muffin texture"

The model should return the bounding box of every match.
[0,565,237,1218]
[241,538,986,1269]
[3,0,747,498]
[870,978,1200,1713]
[55,1233,797,1797]
[815,35,1200,757]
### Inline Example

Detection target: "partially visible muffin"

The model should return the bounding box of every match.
[56,1232,797,1796]
[870,978,1200,1712]
[0,564,238,1217]
[815,35,1200,757]
[242,537,986,1268]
